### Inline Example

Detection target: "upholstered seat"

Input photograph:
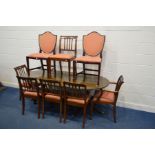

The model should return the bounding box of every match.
[28,53,53,59]
[45,93,61,102]
[49,53,74,60]
[93,91,115,104]
[23,91,41,98]
[67,96,90,105]
[74,55,101,63]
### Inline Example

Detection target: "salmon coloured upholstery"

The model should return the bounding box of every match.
[67,96,90,105]
[74,55,101,63]
[93,91,115,104]
[45,93,61,102]
[49,53,74,60]
[24,91,41,98]
[39,32,57,54]
[28,53,53,58]
[83,32,105,56]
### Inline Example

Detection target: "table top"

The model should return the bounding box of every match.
[28,70,109,90]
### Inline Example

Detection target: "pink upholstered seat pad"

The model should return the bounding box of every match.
[74,55,101,63]
[93,91,115,104]
[45,93,61,101]
[24,91,40,98]
[67,96,90,105]
[49,54,74,60]
[28,53,53,59]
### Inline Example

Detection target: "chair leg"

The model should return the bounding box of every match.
[68,60,71,81]
[53,60,56,77]
[38,98,41,119]
[90,102,94,120]
[40,59,44,71]
[73,61,77,80]
[59,61,63,76]
[59,101,62,123]
[21,96,25,115]
[82,106,87,128]
[26,57,30,76]
[64,103,67,123]
[112,105,116,123]
[42,97,45,119]
[97,63,101,85]
[83,63,86,81]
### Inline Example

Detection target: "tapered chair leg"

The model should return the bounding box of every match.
[40,59,44,71]
[97,63,101,85]
[38,98,41,119]
[42,98,44,119]
[26,57,30,76]
[90,102,94,120]
[64,103,67,123]
[59,101,62,123]
[112,105,116,123]
[82,106,87,128]
[68,61,71,81]
[83,63,86,81]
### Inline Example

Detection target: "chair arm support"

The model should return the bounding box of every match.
[103,89,118,94]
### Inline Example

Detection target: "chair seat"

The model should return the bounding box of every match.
[45,93,61,102]
[93,91,115,104]
[24,91,41,98]
[66,96,90,105]
[74,56,101,63]
[28,53,53,59]
[49,53,74,60]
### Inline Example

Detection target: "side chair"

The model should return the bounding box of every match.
[17,76,41,118]
[73,31,105,85]
[40,79,63,122]
[63,81,91,128]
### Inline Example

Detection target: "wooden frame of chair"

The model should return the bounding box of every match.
[48,36,78,80]
[90,75,124,123]
[73,31,105,85]
[39,79,63,122]
[17,76,41,118]
[26,31,57,76]
[63,81,90,128]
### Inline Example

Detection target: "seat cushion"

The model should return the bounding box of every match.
[74,56,101,63]
[45,93,61,102]
[23,91,40,98]
[93,91,115,104]
[28,53,52,59]
[49,54,74,60]
[66,96,90,105]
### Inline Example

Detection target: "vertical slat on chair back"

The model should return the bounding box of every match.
[17,76,38,92]
[59,36,78,57]
[63,82,87,100]
[14,65,28,76]
[115,75,124,92]
[40,79,62,96]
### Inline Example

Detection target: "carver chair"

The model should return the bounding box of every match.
[91,75,124,123]
[26,31,57,75]
[63,81,91,128]
[73,31,105,85]
[40,79,63,122]
[17,76,41,118]
[14,64,29,100]
[49,36,77,80]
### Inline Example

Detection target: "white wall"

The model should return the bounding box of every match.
[0,26,155,113]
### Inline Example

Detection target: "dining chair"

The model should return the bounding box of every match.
[14,64,29,100]
[39,79,63,122]
[49,36,78,79]
[63,81,91,128]
[73,31,105,85]
[26,31,57,75]
[91,75,124,123]
[17,76,41,118]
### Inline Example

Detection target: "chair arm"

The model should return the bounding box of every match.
[109,81,117,85]
[103,89,118,94]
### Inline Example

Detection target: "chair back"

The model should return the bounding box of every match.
[14,65,28,76]
[63,82,87,101]
[83,31,105,57]
[39,31,57,54]
[59,36,78,57]
[115,75,124,92]
[40,79,62,96]
[17,76,39,94]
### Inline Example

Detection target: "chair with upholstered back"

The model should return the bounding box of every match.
[91,75,124,123]
[63,81,90,128]
[26,31,57,75]
[49,36,78,80]
[17,76,41,118]
[73,31,105,85]
[39,79,63,122]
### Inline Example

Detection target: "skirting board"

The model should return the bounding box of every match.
[1,81,155,113]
